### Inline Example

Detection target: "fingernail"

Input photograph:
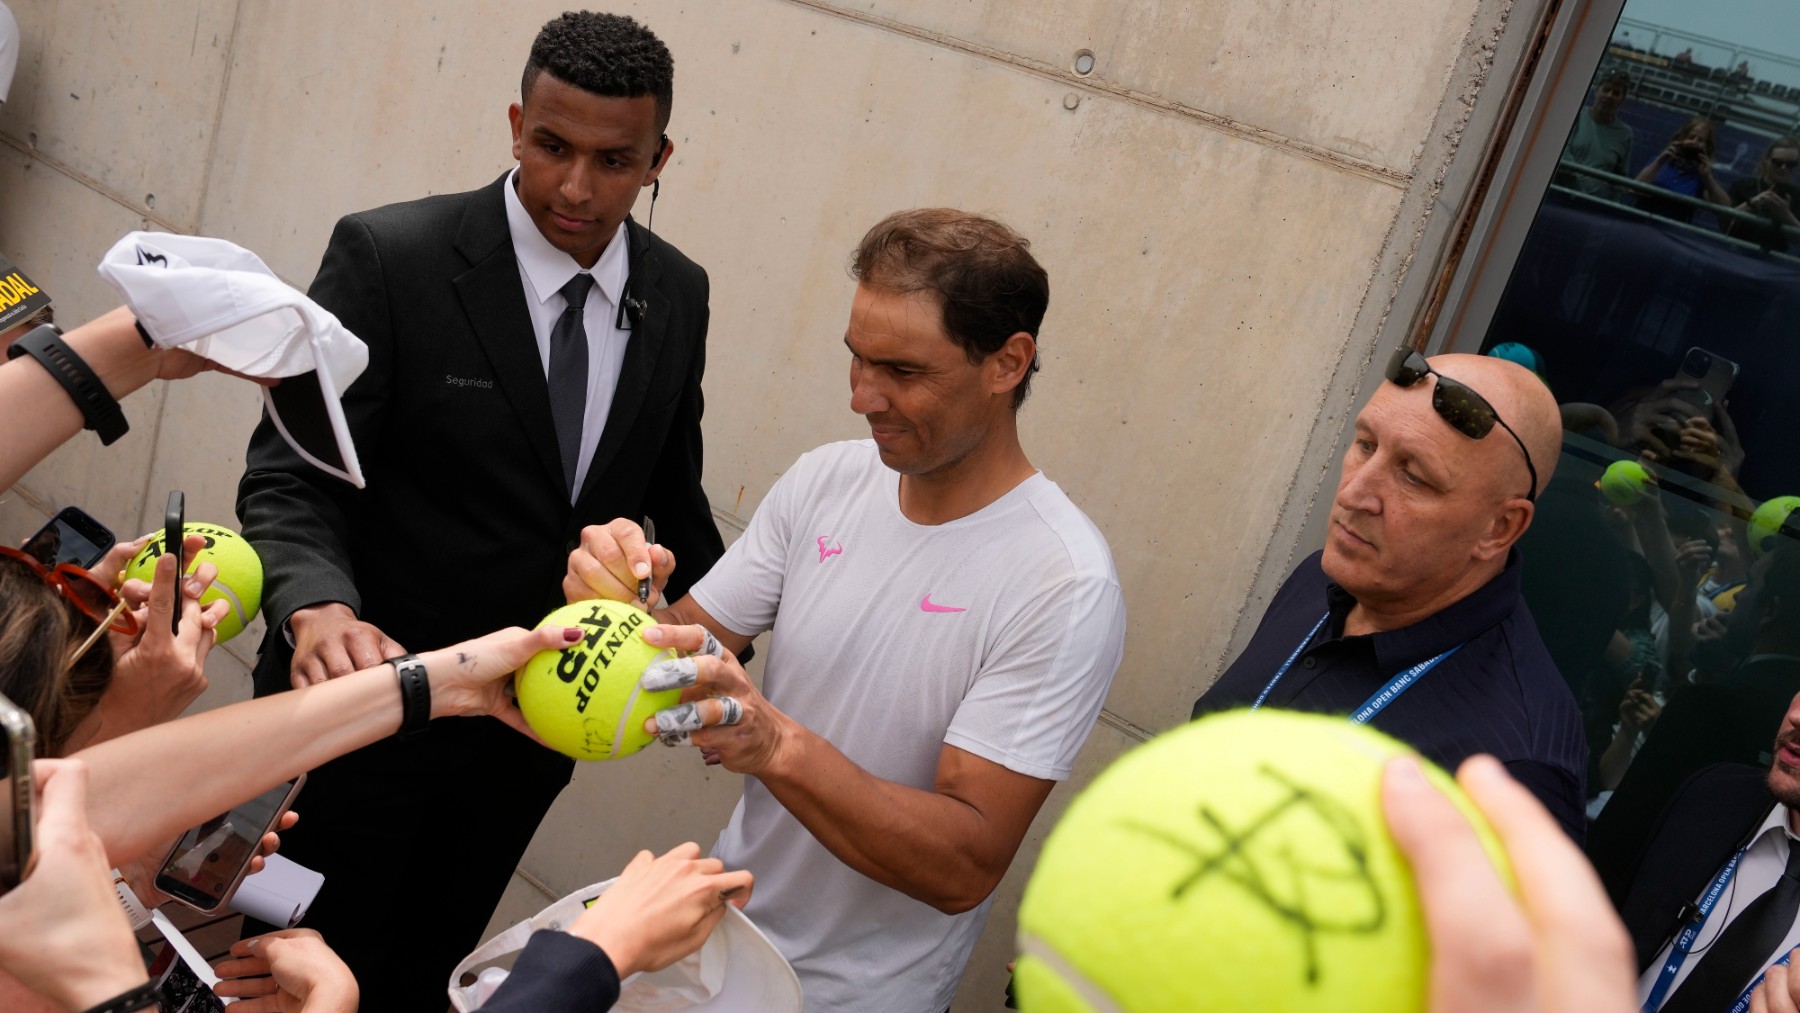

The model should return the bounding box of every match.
[1386,756,1429,795]
[643,627,667,645]
[642,658,698,691]
[634,562,650,578]
[563,627,582,642]
[186,577,205,596]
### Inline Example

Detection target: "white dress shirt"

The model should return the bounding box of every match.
[503,168,632,503]
[1638,803,1800,1007]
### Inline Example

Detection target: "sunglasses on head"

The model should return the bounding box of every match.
[1385,348,1539,502]
[0,545,139,665]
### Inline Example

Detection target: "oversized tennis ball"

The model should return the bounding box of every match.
[1014,710,1510,1013]
[515,599,680,761]
[1596,459,1652,506]
[125,523,263,643]
[1749,496,1800,557]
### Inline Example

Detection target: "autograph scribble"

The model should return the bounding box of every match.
[1122,764,1386,985]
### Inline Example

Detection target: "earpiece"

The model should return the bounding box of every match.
[616,173,660,331]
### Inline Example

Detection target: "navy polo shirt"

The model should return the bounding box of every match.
[1194,549,1588,840]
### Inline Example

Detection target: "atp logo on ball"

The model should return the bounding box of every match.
[516,599,678,762]
[559,602,648,714]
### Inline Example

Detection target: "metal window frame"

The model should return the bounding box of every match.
[1428,0,1632,353]
[1219,0,1658,677]
[1269,0,1629,609]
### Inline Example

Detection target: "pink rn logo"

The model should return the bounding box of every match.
[817,536,843,563]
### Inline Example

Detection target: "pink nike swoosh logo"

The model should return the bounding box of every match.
[817,536,843,563]
[920,594,966,613]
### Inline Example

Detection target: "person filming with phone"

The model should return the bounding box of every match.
[1635,117,1732,224]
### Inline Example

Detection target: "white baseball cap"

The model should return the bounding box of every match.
[97,231,368,487]
[449,875,803,1012]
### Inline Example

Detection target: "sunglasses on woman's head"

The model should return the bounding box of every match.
[1384,348,1539,503]
[0,545,138,664]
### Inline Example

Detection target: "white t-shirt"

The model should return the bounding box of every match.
[690,440,1126,1013]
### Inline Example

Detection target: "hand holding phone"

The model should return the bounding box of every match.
[21,506,117,570]
[0,693,35,892]
[154,775,305,914]
[0,759,151,1011]
[165,491,185,636]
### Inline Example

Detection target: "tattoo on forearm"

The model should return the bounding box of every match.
[458,652,475,669]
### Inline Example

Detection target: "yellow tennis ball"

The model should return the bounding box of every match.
[1596,459,1652,506]
[515,599,680,761]
[1749,495,1800,557]
[1014,710,1510,1013]
[124,523,263,644]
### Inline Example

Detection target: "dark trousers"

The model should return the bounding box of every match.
[248,715,573,1013]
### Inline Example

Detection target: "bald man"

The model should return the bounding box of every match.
[1193,347,1587,838]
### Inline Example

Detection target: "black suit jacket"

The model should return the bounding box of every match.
[238,173,725,694]
[1609,762,1775,971]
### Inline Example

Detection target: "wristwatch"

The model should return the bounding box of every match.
[110,868,154,930]
[386,653,432,738]
[79,980,160,1013]
[6,323,130,444]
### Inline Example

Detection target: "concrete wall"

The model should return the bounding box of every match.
[0,0,1523,1007]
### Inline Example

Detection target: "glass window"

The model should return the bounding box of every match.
[1463,0,1800,864]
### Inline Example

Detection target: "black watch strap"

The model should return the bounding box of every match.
[386,653,431,738]
[79,980,161,1013]
[7,323,130,445]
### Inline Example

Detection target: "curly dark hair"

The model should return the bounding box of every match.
[849,209,1049,410]
[522,11,674,130]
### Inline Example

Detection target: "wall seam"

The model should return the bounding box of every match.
[192,0,246,238]
[0,135,186,234]
[773,0,1411,189]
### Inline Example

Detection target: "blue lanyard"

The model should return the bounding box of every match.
[1731,952,1793,1013]
[1250,612,1462,723]
[1642,849,1748,1012]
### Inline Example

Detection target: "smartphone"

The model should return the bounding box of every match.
[165,490,185,635]
[153,774,304,914]
[1671,346,1739,414]
[0,692,35,893]
[20,505,116,569]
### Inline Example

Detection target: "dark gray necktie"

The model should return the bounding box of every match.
[1661,837,1800,1013]
[548,273,593,493]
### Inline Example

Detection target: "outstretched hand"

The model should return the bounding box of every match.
[213,928,358,1012]
[1382,754,1636,1013]
[571,842,753,979]
[419,623,586,737]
